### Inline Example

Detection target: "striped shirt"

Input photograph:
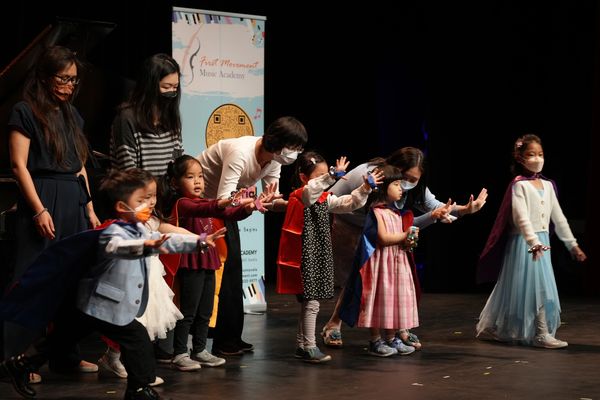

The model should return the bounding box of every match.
[110,108,183,177]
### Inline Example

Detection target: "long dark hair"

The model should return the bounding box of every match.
[511,134,542,176]
[368,147,426,208]
[159,155,200,217]
[123,53,182,140]
[23,45,89,166]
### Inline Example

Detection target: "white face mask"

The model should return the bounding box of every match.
[523,156,544,173]
[272,147,299,165]
[400,180,418,191]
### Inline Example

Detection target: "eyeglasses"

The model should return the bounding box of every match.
[54,75,80,85]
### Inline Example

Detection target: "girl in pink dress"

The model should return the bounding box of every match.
[340,165,419,357]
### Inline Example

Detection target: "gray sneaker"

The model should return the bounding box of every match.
[302,347,332,363]
[192,350,226,367]
[387,337,416,355]
[368,339,397,357]
[172,353,201,371]
[294,347,305,359]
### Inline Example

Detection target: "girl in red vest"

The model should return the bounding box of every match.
[276,151,381,363]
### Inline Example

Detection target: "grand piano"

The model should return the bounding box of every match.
[0,17,126,292]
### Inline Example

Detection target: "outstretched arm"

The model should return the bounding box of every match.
[453,188,488,216]
[328,170,383,213]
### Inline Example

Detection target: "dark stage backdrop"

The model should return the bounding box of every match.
[1,1,597,295]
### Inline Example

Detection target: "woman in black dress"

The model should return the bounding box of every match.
[4,45,100,374]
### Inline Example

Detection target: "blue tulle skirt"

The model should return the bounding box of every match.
[476,232,561,344]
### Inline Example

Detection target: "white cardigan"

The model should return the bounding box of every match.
[511,179,578,250]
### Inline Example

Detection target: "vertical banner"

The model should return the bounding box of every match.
[172,7,267,312]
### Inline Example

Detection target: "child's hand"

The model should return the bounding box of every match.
[405,226,419,252]
[397,230,410,248]
[570,246,587,262]
[242,199,257,213]
[363,169,384,190]
[236,197,256,207]
[206,227,227,247]
[144,234,170,253]
[217,198,233,209]
[528,243,550,261]
[335,156,350,173]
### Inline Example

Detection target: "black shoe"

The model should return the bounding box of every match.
[124,386,161,400]
[0,355,36,398]
[238,340,254,352]
[212,343,243,356]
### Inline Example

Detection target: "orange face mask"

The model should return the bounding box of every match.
[123,203,152,223]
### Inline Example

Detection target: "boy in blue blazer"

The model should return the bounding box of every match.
[1,168,214,400]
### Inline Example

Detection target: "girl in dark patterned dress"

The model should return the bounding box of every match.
[276,151,382,363]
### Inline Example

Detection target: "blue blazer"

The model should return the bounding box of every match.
[77,222,199,326]
[0,221,199,329]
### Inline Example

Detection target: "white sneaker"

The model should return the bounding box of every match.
[192,349,226,367]
[533,334,568,349]
[97,352,127,378]
[149,376,164,386]
[172,353,202,371]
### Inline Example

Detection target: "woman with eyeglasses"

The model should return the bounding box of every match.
[5,45,100,378]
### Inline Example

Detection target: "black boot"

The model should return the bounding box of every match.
[0,354,36,398]
[124,386,161,400]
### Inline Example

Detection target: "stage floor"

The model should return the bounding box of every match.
[1,288,599,400]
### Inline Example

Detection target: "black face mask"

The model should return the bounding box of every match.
[160,90,178,99]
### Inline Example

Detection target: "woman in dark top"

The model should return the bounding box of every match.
[5,45,100,374]
[110,53,184,177]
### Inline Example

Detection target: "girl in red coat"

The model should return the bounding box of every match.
[277,151,382,363]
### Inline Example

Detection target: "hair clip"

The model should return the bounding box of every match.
[310,157,316,165]
[515,140,523,148]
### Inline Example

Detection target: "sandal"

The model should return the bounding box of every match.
[321,327,343,348]
[398,330,422,350]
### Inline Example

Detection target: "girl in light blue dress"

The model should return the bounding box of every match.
[476,134,587,348]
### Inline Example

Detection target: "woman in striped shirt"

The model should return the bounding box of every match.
[110,53,183,177]
[107,53,184,372]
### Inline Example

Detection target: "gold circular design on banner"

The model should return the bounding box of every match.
[205,104,255,147]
